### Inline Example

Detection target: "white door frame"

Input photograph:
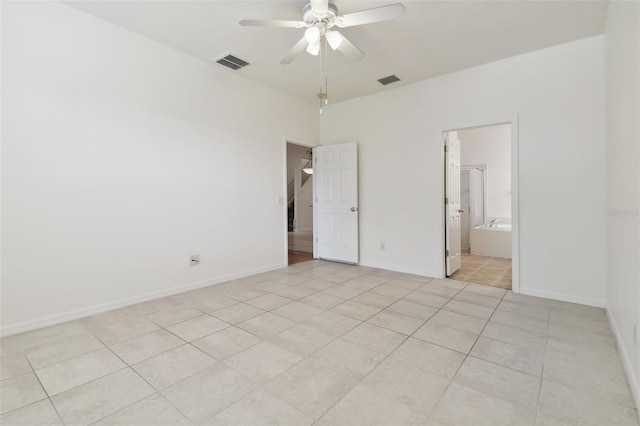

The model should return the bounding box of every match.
[439,117,520,293]
[282,138,316,266]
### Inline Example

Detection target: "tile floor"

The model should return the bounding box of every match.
[1,261,637,425]
[450,253,512,289]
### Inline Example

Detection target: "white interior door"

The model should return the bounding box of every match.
[314,143,359,263]
[446,132,462,275]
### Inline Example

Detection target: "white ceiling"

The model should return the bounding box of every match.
[65,0,609,104]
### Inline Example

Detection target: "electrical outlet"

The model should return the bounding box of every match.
[380,241,386,250]
[190,254,200,267]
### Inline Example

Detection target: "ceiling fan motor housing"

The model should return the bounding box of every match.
[303,2,338,26]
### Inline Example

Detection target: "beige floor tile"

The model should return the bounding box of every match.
[51,368,154,425]
[330,301,381,321]
[191,295,239,313]
[161,364,256,424]
[481,321,547,353]
[132,344,216,390]
[295,279,336,292]
[94,393,191,425]
[271,301,323,323]
[299,293,344,310]
[343,322,407,355]
[443,299,495,320]
[454,291,501,308]
[86,317,160,346]
[313,338,385,376]
[430,382,535,426]
[237,312,296,338]
[416,285,460,299]
[403,291,450,308]
[25,333,105,370]
[370,283,413,299]
[413,322,478,354]
[144,307,204,328]
[129,298,182,316]
[463,283,507,299]
[316,383,427,426]
[192,327,261,360]
[343,275,389,291]
[429,309,487,334]
[269,324,335,357]
[351,291,397,308]
[547,320,615,347]
[210,303,264,325]
[386,300,438,320]
[264,357,362,420]
[274,286,318,300]
[1,352,34,380]
[491,309,548,334]
[543,352,632,408]
[36,346,126,395]
[391,337,465,380]
[0,399,62,425]
[224,341,302,384]
[362,357,450,416]
[245,294,292,310]
[498,299,550,320]
[537,380,638,426]
[225,288,268,302]
[367,310,425,335]
[321,285,365,300]
[304,311,361,337]
[471,336,543,376]
[110,329,184,365]
[0,371,47,414]
[206,388,313,426]
[167,315,231,342]
[394,273,434,285]
[454,356,540,411]
[502,291,551,307]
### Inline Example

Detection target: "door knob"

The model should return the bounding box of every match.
[351,207,358,212]
[457,209,464,213]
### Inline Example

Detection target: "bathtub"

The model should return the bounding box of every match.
[470,224,512,258]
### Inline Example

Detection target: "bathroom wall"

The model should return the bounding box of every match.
[459,124,511,221]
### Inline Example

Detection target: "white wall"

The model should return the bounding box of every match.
[459,125,511,220]
[320,36,607,306]
[604,0,640,408]
[1,1,317,333]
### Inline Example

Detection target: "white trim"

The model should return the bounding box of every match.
[519,286,606,308]
[359,260,441,279]
[439,116,520,293]
[607,308,640,412]
[0,263,285,337]
[283,138,316,265]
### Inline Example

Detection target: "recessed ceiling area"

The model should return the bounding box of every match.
[64,1,609,104]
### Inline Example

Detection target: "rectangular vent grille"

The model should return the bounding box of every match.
[215,54,250,70]
[377,75,400,85]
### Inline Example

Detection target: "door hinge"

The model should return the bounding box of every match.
[445,197,449,204]
[444,144,448,153]
[445,250,449,257]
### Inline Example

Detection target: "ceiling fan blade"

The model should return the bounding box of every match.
[310,0,329,14]
[281,36,309,64]
[336,3,405,28]
[334,32,365,61]
[239,19,306,29]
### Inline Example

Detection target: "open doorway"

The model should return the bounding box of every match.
[444,123,516,290]
[286,142,314,265]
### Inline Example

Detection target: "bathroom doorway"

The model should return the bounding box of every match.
[443,120,519,291]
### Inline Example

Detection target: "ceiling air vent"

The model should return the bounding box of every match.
[215,54,250,71]
[377,75,400,85]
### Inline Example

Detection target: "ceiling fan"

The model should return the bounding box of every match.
[239,0,405,65]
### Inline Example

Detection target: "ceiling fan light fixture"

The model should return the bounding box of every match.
[326,30,344,50]
[304,26,321,44]
[306,41,320,55]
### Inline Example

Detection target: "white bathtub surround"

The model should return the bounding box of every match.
[470,225,512,259]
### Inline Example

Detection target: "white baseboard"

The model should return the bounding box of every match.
[0,263,286,337]
[606,308,640,412]
[358,260,442,280]
[518,286,606,308]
